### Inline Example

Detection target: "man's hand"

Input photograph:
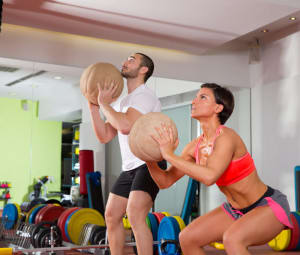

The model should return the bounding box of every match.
[88,100,99,111]
[97,82,118,106]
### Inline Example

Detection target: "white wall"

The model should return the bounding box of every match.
[251,28,300,211]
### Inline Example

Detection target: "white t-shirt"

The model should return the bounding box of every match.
[117,84,161,171]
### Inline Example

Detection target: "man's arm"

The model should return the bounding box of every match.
[100,104,142,135]
[88,103,117,144]
[97,83,143,135]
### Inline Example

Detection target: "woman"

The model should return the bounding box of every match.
[146,83,292,255]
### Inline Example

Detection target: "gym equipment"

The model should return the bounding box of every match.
[2,203,18,229]
[157,216,181,255]
[27,204,46,224]
[0,210,186,255]
[123,214,131,229]
[172,216,186,231]
[129,112,178,162]
[34,205,65,224]
[79,150,94,195]
[152,212,166,223]
[181,178,198,225]
[295,166,300,211]
[286,213,300,250]
[80,62,124,105]
[57,207,80,242]
[30,221,62,248]
[268,229,291,251]
[64,208,105,244]
[86,171,105,216]
[268,211,300,251]
[0,241,160,255]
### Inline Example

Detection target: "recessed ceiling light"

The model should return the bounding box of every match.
[54,76,62,80]
[261,29,269,33]
[289,17,297,21]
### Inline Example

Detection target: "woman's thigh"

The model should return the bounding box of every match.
[181,206,235,246]
[224,206,285,246]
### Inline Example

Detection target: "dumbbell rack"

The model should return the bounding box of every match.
[0,217,112,255]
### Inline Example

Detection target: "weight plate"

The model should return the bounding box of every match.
[148,213,159,242]
[28,204,46,224]
[123,214,131,230]
[286,213,299,250]
[268,229,291,251]
[65,208,105,245]
[152,212,166,223]
[172,216,185,231]
[210,242,225,250]
[146,214,151,229]
[157,216,181,255]
[13,203,22,219]
[2,203,18,229]
[45,199,62,206]
[292,212,300,250]
[57,207,80,242]
[34,205,56,224]
[35,205,65,224]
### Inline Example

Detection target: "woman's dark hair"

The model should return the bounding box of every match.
[136,53,154,82]
[201,83,234,124]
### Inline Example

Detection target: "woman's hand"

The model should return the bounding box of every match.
[151,123,179,160]
[97,82,118,106]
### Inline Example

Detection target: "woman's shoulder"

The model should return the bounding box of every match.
[215,126,243,146]
[219,125,240,138]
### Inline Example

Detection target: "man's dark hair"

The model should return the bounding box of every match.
[136,53,154,82]
[201,83,234,124]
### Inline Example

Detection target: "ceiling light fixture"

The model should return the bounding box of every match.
[261,29,269,33]
[289,17,297,21]
[54,76,62,80]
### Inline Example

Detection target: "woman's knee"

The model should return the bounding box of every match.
[223,229,244,251]
[179,227,197,247]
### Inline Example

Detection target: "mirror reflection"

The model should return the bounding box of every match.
[0,59,250,218]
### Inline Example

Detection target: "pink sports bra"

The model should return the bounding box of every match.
[194,125,256,186]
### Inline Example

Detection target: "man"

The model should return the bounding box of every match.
[88,53,166,255]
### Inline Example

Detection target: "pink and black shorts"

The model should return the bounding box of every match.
[222,186,293,229]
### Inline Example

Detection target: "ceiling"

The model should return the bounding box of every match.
[1,0,300,112]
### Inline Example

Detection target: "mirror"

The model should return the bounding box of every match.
[0,58,251,219]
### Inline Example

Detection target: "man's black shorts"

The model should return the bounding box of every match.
[111,160,167,202]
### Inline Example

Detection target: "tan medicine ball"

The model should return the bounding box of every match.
[129,112,178,162]
[80,62,124,105]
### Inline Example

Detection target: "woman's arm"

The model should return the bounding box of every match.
[163,134,234,186]
[152,124,235,186]
[146,143,194,189]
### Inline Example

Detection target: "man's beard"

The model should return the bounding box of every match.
[121,67,140,79]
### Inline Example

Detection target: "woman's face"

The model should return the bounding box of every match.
[191,87,218,119]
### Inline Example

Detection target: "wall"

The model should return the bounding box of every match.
[0,98,62,207]
[250,28,300,211]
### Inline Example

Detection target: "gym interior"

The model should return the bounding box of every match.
[1,1,300,254]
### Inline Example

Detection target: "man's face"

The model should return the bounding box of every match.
[121,54,143,79]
